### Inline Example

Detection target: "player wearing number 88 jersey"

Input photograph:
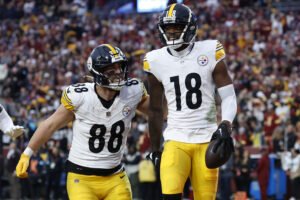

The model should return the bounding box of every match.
[144,3,237,200]
[16,44,150,200]
[62,80,146,169]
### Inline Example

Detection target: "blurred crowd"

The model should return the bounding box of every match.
[0,0,300,199]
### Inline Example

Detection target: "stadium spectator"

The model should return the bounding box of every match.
[256,148,270,200]
[239,150,252,196]
[289,148,300,200]
[272,127,285,153]
[45,146,64,199]
[138,158,157,200]
[28,150,47,199]
[233,146,244,192]
[124,145,141,200]
[6,141,21,199]
[281,148,300,200]
[218,154,234,200]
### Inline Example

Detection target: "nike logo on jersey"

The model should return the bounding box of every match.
[120,175,125,179]
[74,179,79,183]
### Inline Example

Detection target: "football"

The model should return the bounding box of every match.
[205,139,231,169]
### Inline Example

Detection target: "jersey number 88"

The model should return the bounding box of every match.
[89,120,124,153]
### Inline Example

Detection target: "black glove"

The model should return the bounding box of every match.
[146,151,162,168]
[211,122,234,158]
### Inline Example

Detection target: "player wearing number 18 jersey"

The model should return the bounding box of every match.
[16,44,149,200]
[144,3,237,200]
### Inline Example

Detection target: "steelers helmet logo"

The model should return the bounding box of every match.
[122,106,132,117]
[87,57,92,71]
[197,55,208,66]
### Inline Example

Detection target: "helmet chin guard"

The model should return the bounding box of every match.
[94,71,126,91]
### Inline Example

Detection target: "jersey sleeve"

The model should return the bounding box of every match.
[140,80,148,102]
[209,40,226,72]
[215,41,226,63]
[61,85,82,111]
[143,55,151,73]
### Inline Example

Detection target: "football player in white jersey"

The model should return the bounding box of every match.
[16,44,149,200]
[0,104,24,139]
[144,3,237,200]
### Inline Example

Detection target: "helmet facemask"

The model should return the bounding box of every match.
[87,44,129,91]
[157,4,197,49]
[159,23,188,49]
[93,62,128,91]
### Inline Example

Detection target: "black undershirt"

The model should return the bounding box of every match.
[94,84,119,109]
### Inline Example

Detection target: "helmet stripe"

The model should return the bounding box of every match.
[104,44,118,57]
[167,3,177,17]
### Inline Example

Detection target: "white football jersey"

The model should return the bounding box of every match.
[61,79,148,169]
[144,40,225,143]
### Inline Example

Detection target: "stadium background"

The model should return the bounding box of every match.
[0,0,300,199]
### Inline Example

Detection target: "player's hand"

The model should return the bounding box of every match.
[4,125,25,139]
[146,151,162,168]
[210,121,234,158]
[16,153,30,178]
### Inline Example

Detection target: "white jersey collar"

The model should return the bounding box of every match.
[167,43,194,58]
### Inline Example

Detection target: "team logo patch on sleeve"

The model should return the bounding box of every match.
[122,106,132,117]
[197,55,208,66]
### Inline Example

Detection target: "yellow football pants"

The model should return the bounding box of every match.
[160,140,218,200]
[67,171,132,200]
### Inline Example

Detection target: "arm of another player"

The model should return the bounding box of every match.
[137,93,168,120]
[0,105,25,139]
[147,73,164,153]
[137,86,150,116]
[16,105,75,178]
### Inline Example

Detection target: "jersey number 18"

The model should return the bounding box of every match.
[170,73,202,111]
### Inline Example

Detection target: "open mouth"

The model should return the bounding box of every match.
[107,73,124,84]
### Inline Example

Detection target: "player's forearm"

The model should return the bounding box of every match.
[25,105,74,155]
[148,108,164,152]
[218,84,237,123]
[137,96,150,116]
